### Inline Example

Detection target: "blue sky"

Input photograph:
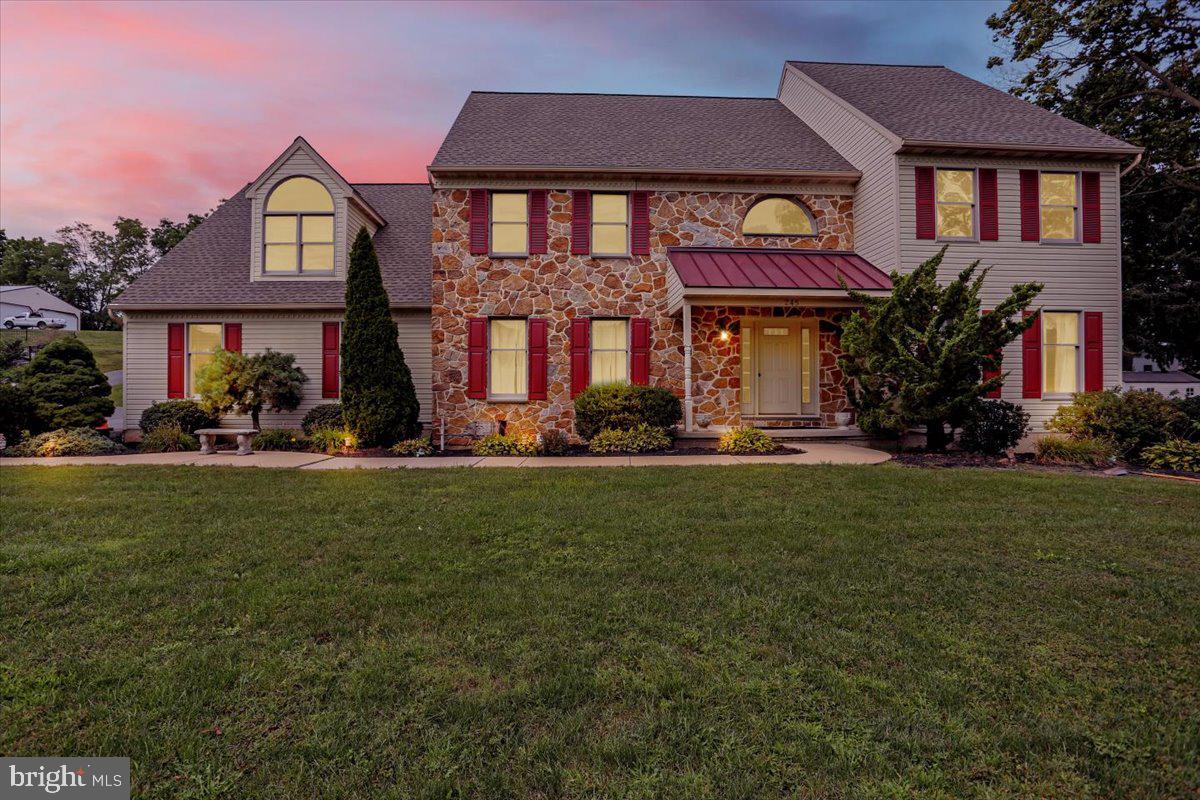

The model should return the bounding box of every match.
[0,0,1011,236]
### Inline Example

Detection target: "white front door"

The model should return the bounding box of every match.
[757,324,799,414]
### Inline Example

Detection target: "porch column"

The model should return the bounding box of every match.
[683,301,693,432]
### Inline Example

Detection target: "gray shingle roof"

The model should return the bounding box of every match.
[788,61,1139,153]
[431,92,856,174]
[114,183,431,308]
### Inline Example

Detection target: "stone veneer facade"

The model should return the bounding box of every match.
[431,188,855,443]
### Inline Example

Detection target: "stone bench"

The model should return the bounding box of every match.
[195,428,259,456]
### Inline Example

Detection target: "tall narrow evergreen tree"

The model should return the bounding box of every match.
[341,227,419,446]
[839,247,1042,451]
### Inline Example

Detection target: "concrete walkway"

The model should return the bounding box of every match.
[1,442,890,469]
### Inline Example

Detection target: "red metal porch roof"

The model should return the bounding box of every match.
[667,247,892,292]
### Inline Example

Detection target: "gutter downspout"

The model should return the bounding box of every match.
[1120,151,1143,178]
[683,301,694,432]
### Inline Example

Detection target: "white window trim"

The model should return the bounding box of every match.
[489,192,529,258]
[1038,170,1082,245]
[590,318,630,385]
[590,193,630,258]
[934,167,979,243]
[1041,309,1082,399]
[262,178,336,275]
[187,322,225,397]
[742,197,819,238]
[487,317,528,402]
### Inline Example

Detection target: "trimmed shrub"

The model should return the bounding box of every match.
[1048,389,1182,461]
[253,428,308,451]
[473,432,540,457]
[301,403,343,436]
[717,426,777,455]
[588,424,672,454]
[341,228,420,446]
[12,427,125,457]
[391,438,435,457]
[309,427,356,455]
[1034,435,1115,467]
[1172,395,1200,441]
[139,423,198,453]
[195,348,307,430]
[0,381,35,448]
[538,429,571,456]
[19,337,113,432]
[573,383,682,440]
[959,399,1030,456]
[139,400,217,434]
[1,338,25,369]
[1141,438,1200,472]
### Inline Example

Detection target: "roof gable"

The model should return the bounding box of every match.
[248,137,386,226]
[786,61,1140,155]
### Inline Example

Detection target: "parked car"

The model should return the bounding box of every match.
[3,311,68,329]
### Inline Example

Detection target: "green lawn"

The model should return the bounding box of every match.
[1,465,1196,799]
[1,328,122,373]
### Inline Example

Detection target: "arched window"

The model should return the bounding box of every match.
[264,176,335,273]
[742,197,815,236]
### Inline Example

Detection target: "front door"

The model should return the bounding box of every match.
[757,324,799,414]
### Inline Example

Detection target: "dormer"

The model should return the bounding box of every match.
[246,137,386,282]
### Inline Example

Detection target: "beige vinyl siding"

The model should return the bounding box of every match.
[777,67,899,268]
[346,201,375,248]
[898,154,1123,428]
[123,310,432,436]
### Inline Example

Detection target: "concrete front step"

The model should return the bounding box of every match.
[677,425,869,442]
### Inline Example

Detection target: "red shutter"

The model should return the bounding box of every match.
[979,169,998,241]
[630,191,650,256]
[630,318,650,385]
[223,323,242,353]
[981,310,1002,398]
[527,317,548,400]
[1020,170,1040,241]
[469,189,489,255]
[321,322,340,399]
[1084,311,1104,391]
[569,318,590,397]
[467,317,487,399]
[571,190,591,255]
[1022,311,1041,398]
[167,323,185,399]
[1081,172,1101,243]
[915,166,935,239]
[529,189,548,255]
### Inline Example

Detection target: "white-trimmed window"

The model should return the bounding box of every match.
[1040,172,1079,242]
[187,323,222,394]
[591,319,628,384]
[743,197,815,236]
[1043,311,1080,395]
[264,176,335,273]
[490,192,528,256]
[488,318,527,399]
[935,168,976,239]
[591,194,629,256]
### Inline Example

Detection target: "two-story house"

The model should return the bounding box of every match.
[114,61,1140,444]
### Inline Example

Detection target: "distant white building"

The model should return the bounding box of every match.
[1123,358,1199,398]
[0,285,83,330]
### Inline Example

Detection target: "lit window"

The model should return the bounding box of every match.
[488,318,527,398]
[935,169,975,239]
[591,319,628,384]
[188,323,222,394]
[591,194,628,256]
[491,193,528,256]
[264,176,334,273]
[1043,312,1080,395]
[1040,173,1078,241]
[743,198,814,236]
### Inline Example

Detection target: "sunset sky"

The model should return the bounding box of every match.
[0,0,1008,238]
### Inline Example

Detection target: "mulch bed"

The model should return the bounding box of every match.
[302,444,802,458]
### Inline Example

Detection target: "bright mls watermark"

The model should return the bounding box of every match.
[2,758,128,798]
